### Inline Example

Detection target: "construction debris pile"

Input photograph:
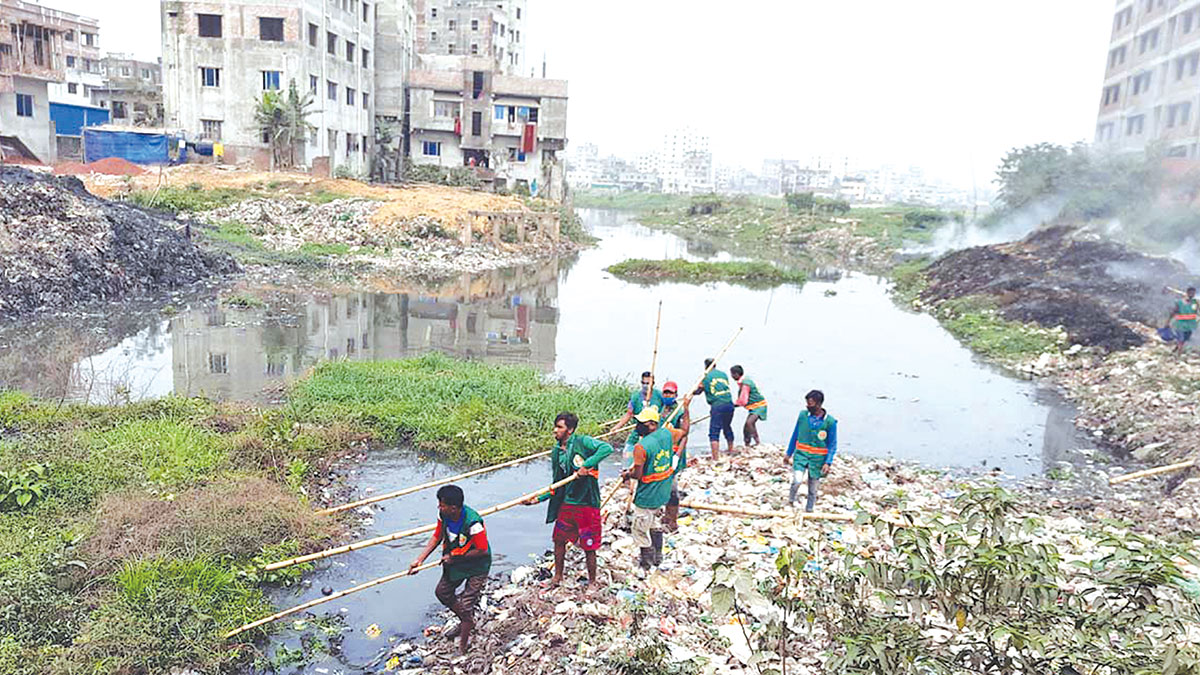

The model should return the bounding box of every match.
[369,443,1200,675]
[920,224,1190,351]
[0,167,237,317]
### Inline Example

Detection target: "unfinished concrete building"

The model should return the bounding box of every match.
[162,0,377,173]
[1096,0,1200,158]
[0,0,101,163]
[413,0,525,76]
[91,54,163,127]
[373,0,416,181]
[407,56,567,198]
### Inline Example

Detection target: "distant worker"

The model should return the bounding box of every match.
[622,407,684,572]
[612,370,665,456]
[730,365,767,447]
[659,380,690,532]
[525,411,613,591]
[694,358,735,460]
[1166,286,1199,355]
[785,390,838,513]
[408,485,491,654]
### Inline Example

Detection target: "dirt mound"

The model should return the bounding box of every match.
[55,157,146,176]
[0,166,238,316]
[922,224,1191,350]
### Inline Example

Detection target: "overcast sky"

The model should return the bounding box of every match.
[50,0,1112,186]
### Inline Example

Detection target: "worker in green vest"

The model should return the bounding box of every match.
[611,370,666,456]
[730,365,767,447]
[785,390,838,513]
[659,380,690,532]
[408,484,491,653]
[621,406,684,573]
[694,358,735,460]
[524,411,613,591]
[1167,286,1199,355]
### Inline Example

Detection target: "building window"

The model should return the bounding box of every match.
[1096,122,1115,142]
[362,92,370,109]
[508,147,526,162]
[1185,10,1196,34]
[83,32,96,47]
[422,141,441,156]
[1138,27,1159,54]
[121,66,132,77]
[15,93,33,118]
[329,129,338,149]
[1126,114,1145,136]
[328,80,338,100]
[200,67,221,87]
[309,23,318,46]
[362,48,369,67]
[434,100,459,118]
[500,24,506,36]
[67,82,78,94]
[198,14,223,38]
[1114,7,1133,30]
[1168,101,1192,128]
[112,101,128,119]
[449,19,456,29]
[469,111,481,136]
[347,40,356,62]
[259,17,285,41]
[327,31,338,55]
[65,30,74,42]
[346,87,356,105]
[494,104,505,120]
[1102,83,1120,105]
[517,7,521,19]
[66,55,76,68]
[471,43,479,55]
[208,353,228,374]
[431,30,438,41]
[529,107,539,123]
[471,19,479,30]
[201,119,222,139]
[1108,45,1126,69]
[262,70,282,90]
[310,74,318,94]
[1176,52,1200,80]
[362,134,368,153]
[346,132,359,151]
[1168,145,1189,158]
[141,68,150,79]
[448,44,456,54]
[363,2,370,21]
[515,29,520,42]
[431,8,438,18]
[1132,70,1152,95]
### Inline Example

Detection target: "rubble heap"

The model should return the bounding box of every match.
[368,443,1199,675]
[921,224,1190,350]
[0,167,237,317]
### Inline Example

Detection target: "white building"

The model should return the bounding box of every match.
[643,127,711,194]
[413,0,525,76]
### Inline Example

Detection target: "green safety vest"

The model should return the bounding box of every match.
[544,433,611,522]
[630,388,665,416]
[633,427,680,509]
[1174,298,1199,330]
[792,413,835,463]
[741,377,766,410]
[702,370,733,406]
[439,505,492,581]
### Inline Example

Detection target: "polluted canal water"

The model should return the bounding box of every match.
[0,208,1096,672]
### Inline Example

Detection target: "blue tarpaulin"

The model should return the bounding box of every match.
[49,103,109,137]
[83,128,170,165]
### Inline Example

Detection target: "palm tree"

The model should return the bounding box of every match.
[254,80,314,170]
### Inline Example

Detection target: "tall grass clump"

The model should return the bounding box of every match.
[290,353,628,463]
[607,259,806,287]
[86,418,227,488]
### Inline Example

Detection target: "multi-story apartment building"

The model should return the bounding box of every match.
[640,127,711,194]
[1096,0,1200,157]
[413,0,525,76]
[91,54,163,126]
[407,56,567,198]
[374,0,416,179]
[161,0,377,173]
[0,0,101,162]
[45,12,102,109]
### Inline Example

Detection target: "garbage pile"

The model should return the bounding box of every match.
[920,224,1190,351]
[381,443,1199,675]
[201,197,576,277]
[0,166,238,317]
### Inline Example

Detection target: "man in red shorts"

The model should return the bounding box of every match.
[526,411,613,590]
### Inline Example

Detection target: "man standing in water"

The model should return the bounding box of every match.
[611,371,665,455]
[785,390,838,512]
[408,485,491,654]
[659,381,690,532]
[730,365,767,447]
[1167,286,1199,356]
[694,358,735,460]
[622,407,684,572]
[525,412,613,590]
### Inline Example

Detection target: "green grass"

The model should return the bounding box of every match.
[125,186,259,213]
[290,352,629,464]
[574,191,695,211]
[85,418,227,488]
[199,221,328,268]
[606,258,806,287]
[890,257,931,305]
[934,295,1064,362]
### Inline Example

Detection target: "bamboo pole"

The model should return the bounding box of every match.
[264,474,579,571]
[1109,459,1196,485]
[647,300,663,405]
[679,499,855,522]
[315,450,552,516]
[598,479,623,512]
[683,327,744,406]
[225,560,443,639]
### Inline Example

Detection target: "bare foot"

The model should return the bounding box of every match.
[458,618,474,654]
[540,577,562,590]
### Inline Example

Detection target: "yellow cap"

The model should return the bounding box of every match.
[634,406,660,423]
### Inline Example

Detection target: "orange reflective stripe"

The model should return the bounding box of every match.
[640,468,674,483]
[1177,314,1198,320]
[794,443,828,455]
[746,400,767,410]
[578,467,599,478]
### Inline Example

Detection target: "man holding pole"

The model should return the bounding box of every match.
[408,485,491,653]
[525,411,613,591]
[730,365,767,448]
[785,390,838,513]
[611,371,665,456]
[694,358,735,460]
[660,381,690,532]
[622,407,684,573]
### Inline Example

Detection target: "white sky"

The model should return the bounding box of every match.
[48,0,1114,186]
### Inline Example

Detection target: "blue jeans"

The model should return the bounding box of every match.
[789,472,821,512]
[708,402,735,442]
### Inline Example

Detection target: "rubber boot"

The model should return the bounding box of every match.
[638,546,654,570]
[663,503,680,533]
[650,530,664,566]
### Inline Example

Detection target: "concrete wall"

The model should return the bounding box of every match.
[0,77,55,162]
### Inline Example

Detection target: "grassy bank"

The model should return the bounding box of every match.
[606,258,806,287]
[0,355,626,674]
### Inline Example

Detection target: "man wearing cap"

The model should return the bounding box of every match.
[1167,286,1199,356]
[622,406,685,572]
[611,371,666,456]
[408,484,491,653]
[659,381,690,532]
[525,411,613,590]
[730,365,767,447]
[785,390,837,512]
[694,358,735,460]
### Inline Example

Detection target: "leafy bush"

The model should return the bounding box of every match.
[125,186,256,213]
[785,191,815,214]
[404,164,483,188]
[0,464,46,511]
